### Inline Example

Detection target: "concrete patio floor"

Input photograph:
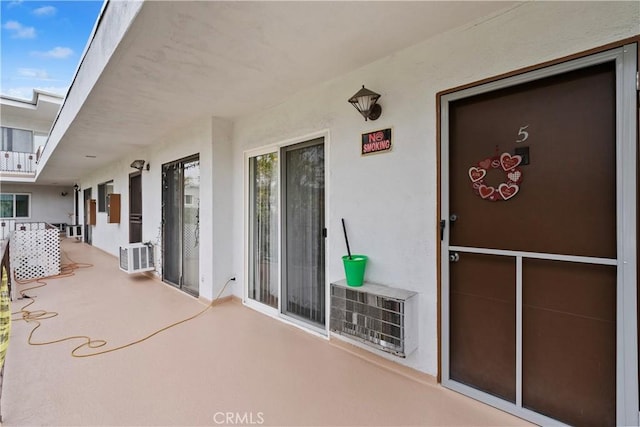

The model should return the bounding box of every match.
[2,238,532,426]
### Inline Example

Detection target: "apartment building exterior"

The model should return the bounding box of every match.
[0,91,73,236]
[18,1,640,425]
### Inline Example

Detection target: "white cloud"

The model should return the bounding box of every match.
[32,46,74,59]
[18,68,51,80]
[7,1,24,9]
[32,6,56,17]
[2,21,36,39]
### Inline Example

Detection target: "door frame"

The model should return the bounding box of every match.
[129,171,142,243]
[243,130,330,338]
[439,45,638,425]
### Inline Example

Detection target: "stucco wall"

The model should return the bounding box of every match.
[0,183,74,224]
[77,116,232,301]
[75,1,638,377]
[230,1,639,375]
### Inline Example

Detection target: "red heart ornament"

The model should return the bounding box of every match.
[507,170,522,183]
[468,167,486,183]
[478,185,496,199]
[498,183,519,200]
[500,152,522,171]
[478,158,492,169]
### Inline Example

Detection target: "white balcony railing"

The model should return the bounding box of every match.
[0,151,36,174]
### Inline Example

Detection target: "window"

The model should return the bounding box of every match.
[1,127,34,153]
[97,181,114,212]
[0,193,30,218]
[185,195,193,205]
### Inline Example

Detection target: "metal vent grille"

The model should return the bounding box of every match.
[66,225,83,238]
[119,244,154,274]
[119,246,128,271]
[330,281,417,358]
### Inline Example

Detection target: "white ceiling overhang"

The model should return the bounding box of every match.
[36,0,517,184]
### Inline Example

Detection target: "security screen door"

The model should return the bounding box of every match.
[162,155,200,296]
[83,188,92,245]
[129,171,142,243]
[247,138,326,329]
[441,46,638,427]
[282,139,326,327]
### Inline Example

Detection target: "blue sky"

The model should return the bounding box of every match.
[1,0,103,100]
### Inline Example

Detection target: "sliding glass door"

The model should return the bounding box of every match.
[248,153,279,308]
[162,155,200,296]
[247,138,326,329]
[282,139,325,326]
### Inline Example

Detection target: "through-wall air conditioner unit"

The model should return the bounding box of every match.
[66,225,83,238]
[119,243,154,274]
[330,280,418,358]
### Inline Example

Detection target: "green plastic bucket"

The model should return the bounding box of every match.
[342,255,368,287]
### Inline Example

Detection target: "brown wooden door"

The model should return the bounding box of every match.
[446,62,616,426]
[129,172,142,243]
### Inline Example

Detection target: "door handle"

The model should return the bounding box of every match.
[449,252,460,263]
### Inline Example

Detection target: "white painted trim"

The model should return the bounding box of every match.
[441,45,638,425]
[440,100,452,387]
[280,311,328,338]
[276,149,283,316]
[242,130,331,338]
[515,256,522,408]
[243,147,279,311]
[449,245,617,266]
[323,131,331,337]
[242,151,249,305]
[243,298,278,318]
[242,298,328,340]
[617,43,638,427]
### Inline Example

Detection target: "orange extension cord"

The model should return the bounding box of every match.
[11,247,233,358]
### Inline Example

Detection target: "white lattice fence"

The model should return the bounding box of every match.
[9,227,60,281]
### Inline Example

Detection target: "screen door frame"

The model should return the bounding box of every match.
[440,45,638,425]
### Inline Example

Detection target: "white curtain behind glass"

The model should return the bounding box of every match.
[249,153,279,308]
[284,141,325,326]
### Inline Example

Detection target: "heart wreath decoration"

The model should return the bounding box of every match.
[467,152,523,201]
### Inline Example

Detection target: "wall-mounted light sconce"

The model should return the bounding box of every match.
[73,184,79,192]
[61,191,68,197]
[348,85,382,121]
[130,159,149,171]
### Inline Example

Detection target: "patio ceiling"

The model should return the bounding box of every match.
[36,1,518,185]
